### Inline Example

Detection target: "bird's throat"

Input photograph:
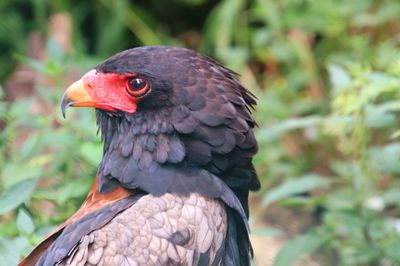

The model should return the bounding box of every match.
[95,109,187,192]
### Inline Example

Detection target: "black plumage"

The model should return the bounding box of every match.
[96,46,259,198]
[93,46,260,265]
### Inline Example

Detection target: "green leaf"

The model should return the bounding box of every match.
[330,160,356,177]
[13,236,31,258]
[16,208,35,235]
[366,106,395,128]
[385,238,400,262]
[257,116,322,142]
[262,175,331,207]
[0,239,19,266]
[121,2,165,45]
[345,246,380,264]
[1,163,42,189]
[202,0,244,54]
[280,195,324,207]
[273,231,325,266]
[391,130,400,139]
[327,64,351,93]
[13,54,48,74]
[0,178,37,214]
[46,38,65,66]
[368,143,400,174]
[325,190,357,210]
[383,188,400,206]
[80,142,102,166]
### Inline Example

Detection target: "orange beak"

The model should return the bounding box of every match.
[61,77,98,118]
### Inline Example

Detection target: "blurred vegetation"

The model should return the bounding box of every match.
[1,0,400,265]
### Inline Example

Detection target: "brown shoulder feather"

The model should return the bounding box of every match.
[18,177,132,266]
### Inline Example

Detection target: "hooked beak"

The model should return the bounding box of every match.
[61,79,97,118]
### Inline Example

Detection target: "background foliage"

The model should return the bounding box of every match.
[1,0,400,265]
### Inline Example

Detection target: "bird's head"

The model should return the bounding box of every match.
[61,46,260,213]
[62,46,238,116]
[61,47,180,117]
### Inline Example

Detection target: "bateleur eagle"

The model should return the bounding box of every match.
[19,46,260,266]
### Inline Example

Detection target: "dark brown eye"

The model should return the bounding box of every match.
[127,76,150,97]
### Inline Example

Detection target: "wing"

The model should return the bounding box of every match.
[19,178,134,266]
[40,193,227,266]
[170,57,260,215]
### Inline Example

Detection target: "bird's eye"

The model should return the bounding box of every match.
[126,76,150,97]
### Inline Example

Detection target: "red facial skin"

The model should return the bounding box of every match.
[66,70,139,114]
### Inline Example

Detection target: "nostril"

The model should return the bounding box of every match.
[86,83,94,90]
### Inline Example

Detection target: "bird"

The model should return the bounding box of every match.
[19,46,260,266]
